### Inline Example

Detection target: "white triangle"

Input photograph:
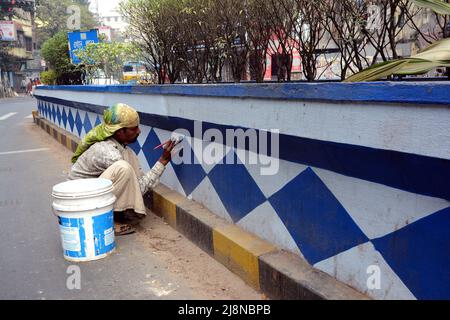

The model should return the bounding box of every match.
[235,149,308,198]
[153,127,171,145]
[159,163,186,197]
[237,201,303,257]
[313,167,450,239]
[189,137,232,174]
[189,176,233,223]
[314,242,417,300]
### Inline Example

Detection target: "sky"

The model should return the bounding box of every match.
[89,0,124,15]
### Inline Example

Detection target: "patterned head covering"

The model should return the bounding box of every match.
[71,103,140,164]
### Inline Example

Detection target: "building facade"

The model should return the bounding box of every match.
[0,0,39,95]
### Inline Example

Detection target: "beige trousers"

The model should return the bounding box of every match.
[100,159,147,215]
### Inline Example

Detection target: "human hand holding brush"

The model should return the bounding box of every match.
[155,133,185,166]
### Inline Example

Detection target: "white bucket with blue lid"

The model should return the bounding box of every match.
[52,178,116,262]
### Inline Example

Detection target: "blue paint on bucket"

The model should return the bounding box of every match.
[58,216,87,258]
[52,178,117,262]
[92,210,115,256]
[58,210,115,260]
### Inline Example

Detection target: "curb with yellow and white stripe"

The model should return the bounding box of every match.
[35,115,369,300]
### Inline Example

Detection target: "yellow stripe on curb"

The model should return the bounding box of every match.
[36,117,80,153]
[213,225,277,290]
[66,135,72,150]
[152,186,185,229]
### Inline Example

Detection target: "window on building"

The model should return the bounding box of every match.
[25,37,32,52]
[271,54,292,80]
[16,31,24,48]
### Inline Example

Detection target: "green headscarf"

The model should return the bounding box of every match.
[71,103,140,164]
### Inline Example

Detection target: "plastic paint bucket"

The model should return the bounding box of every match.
[52,178,116,262]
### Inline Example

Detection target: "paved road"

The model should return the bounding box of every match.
[0,97,262,300]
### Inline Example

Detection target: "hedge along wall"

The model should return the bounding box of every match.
[34,82,450,300]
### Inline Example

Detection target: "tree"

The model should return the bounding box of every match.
[120,0,185,84]
[265,0,297,81]
[213,0,250,83]
[245,0,272,82]
[178,0,221,83]
[35,0,98,48]
[359,0,421,63]
[158,0,188,83]
[345,0,450,82]
[406,0,449,44]
[289,0,332,81]
[40,31,84,85]
[75,41,141,84]
[177,0,227,83]
[324,0,373,80]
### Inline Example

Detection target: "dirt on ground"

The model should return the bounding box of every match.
[136,213,266,300]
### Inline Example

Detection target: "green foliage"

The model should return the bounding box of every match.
[35,0,98,47]
[40,70,57,85]
[75,41,141,84]
[40,31,84,85]
[41,32,70,72]
[411,0,450,14]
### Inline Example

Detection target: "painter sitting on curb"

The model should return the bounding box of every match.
[69,103,175,236]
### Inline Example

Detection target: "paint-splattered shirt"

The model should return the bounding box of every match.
[69,138,165,195]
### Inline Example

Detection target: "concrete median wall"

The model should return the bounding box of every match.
[34,82,450,300]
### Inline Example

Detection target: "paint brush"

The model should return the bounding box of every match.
[153,140,171,150]
[153,134,185,150]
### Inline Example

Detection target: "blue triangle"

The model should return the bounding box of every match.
[269,168,369,265]
[372,207,450,300]
[208,149,266,222]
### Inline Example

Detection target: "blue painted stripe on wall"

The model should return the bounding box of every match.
[36,82,450,105]
[37,85,134,94]
[34,95,450,200]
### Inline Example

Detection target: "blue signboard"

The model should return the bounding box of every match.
[68,29,99,64]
